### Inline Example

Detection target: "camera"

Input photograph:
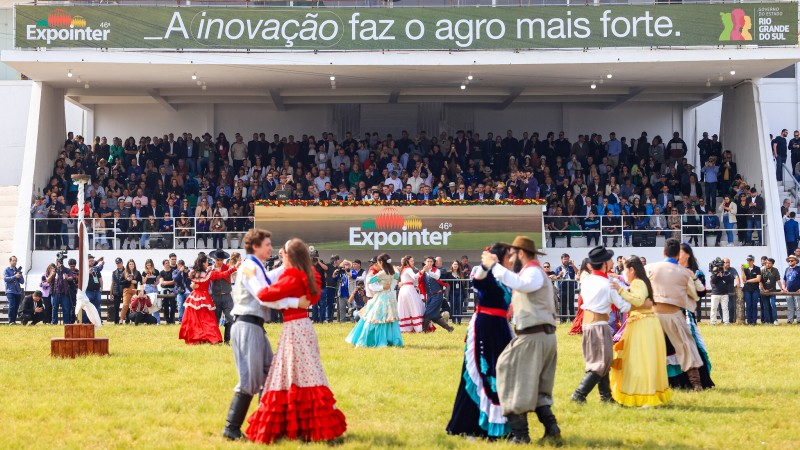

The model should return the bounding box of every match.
[266,255,279,270]
[55,250,68,264]
[709,257,725,273]
[309,246,320,264]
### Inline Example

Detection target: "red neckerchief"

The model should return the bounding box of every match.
[591,269,608,278]
[523,260,541,270]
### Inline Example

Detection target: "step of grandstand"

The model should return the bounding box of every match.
[0,185,18,264]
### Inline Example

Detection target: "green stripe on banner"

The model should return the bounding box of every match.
[14,4,797,50]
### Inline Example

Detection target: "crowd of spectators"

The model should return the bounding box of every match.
[28,127,780,251]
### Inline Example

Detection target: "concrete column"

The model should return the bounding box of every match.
[720,81,783,266]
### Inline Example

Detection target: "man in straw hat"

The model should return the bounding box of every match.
[570,246,632,403]
[646,238,705,391]
[223,229,309,440]
[481,236,561,444]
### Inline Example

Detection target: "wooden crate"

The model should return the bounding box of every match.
[51,337,109,358]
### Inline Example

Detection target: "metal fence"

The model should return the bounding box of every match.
[542,213,766,248]
[32,217,253,251]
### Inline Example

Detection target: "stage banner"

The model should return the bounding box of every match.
[15,4,797,50]
[255,204,543,262]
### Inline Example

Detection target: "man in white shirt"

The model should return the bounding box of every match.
[570,245,632,403]
[314,169,331,193]
[407,169,425,194]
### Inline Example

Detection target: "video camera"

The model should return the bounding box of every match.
[309,246,320,264]
[55,250,68,265]
[266,254,279,271]
[709,257,725,273]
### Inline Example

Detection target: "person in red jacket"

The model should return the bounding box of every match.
[246,238,347,444]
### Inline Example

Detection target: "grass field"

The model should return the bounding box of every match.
[2,322,799,449]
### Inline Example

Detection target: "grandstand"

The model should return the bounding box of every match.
[0,0,798,293]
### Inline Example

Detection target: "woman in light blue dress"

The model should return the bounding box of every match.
[345,253,403,348]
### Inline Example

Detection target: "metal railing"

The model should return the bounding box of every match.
[31,217,253,251]
[25,0,792,7]
[542,213,766,248]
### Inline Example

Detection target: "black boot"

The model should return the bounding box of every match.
[506,413,531,444]
[223,322,232,345]
[571,372,601,403]
[222,392,253,440]
[598,374,614,403]
[534,405,562,444]
[433,317,454,333]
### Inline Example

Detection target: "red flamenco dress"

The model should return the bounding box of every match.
[568,295,584,335]
[178,266,235,345]
[246,268,347,444]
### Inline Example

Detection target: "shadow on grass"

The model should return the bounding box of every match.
[403,342,462,351]
[344,432,406,447]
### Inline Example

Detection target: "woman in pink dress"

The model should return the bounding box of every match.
[246,238,346,444]
[396,255,425,333]
[178,253,236,345]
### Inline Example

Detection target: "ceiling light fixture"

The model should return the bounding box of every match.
[590,82,597,90]
[196,80,202,86]
[201,84,207,91]
[599,78,604,85]
[606,73,613,79]
[84,83,89,89]
[67,69,73,78]
[76,77,81,83]
[191,73,197,80]
[329,75,336,81]
[718,74,724,81]
[460,84,466,90]
[706,78,711,87]
[467,74,474,81]
[729,69,736,76]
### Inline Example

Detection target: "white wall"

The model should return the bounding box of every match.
[0,81,32,186]
[214,104,332,138]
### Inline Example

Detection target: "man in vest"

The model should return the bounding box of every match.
[646,238,704,391]
[570,246,632,403]
[419,255,454,332]
[222,229,310,440]
[210,249,236,344]
[481,236,561,444]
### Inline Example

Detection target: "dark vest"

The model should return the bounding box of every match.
[424,271,443,298]
[211,276,232,296]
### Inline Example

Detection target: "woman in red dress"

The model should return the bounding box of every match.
[246,238,347,444]
[178,253,236,345]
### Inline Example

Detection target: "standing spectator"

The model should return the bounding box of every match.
[701,157,719,210]
[110,257,125,324]
[49,258,74,324]
[780,255,800,324]
[717,196,737,246]
[173,259,190,324]
[746,188,765,245]
[554,253,577,323]
[666,132,687,168]
[785,212,800,255]
[83,255,103,324]
[159,259,177,324]
[121,259,142,324]
[442,260,466,325]
[324,255,341,323]
[741,255,761,325]
[772,129,789,181]
[760,258,780,325]
[4,256,24,325]
[39,264,54,324]
[709,260,735,325]
[31,195,48,250]
[790,130,800,172]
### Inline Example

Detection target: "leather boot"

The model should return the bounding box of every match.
[223,322,232,344]
[571,372,601,403]
[506,413,531,444]
[222,392,253,440]
[534,405,562,444]
[686,368,703,391]
[434,317,454,333]
[598,374,614,403]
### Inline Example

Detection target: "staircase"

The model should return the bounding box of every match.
[0,185,19,266]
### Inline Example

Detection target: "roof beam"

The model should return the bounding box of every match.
[683,91,724,109]
[269,89,286,111]
[388,89,400,104]
[496,87,524,111]
[146,89,176,112]
[602,87,644,110]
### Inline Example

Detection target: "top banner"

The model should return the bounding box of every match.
[15,4,797,51]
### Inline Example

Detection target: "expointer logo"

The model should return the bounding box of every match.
[350,208,449,250]
[26,8,110,44]
[719,8,753,41]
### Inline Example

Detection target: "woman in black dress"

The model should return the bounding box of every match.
[446,243,513,439]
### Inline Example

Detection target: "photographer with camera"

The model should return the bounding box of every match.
[335,260,357,323]
[709,257,735,325]
[83,255,104,324]
[49,252,74,324]
[348,280,367,322]
[554,253,578,323]
[4,256,24,325]
[325,255,343,323]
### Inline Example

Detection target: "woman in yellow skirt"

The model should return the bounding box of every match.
[610,256,672,407]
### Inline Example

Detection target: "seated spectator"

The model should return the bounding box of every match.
[129,291,157,326]
[601,208,620,247]
[704,210,722,247]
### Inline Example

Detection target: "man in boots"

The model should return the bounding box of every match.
[420,255,454,332]
[647,238,706,391]
[222,229,309,440]
[210,249,235,344]
[482,236,562,444]
[570,246,632,403]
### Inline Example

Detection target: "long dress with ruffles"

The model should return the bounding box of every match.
[396,267,425,333]
[345,270,403,347]
[446,268,513,438]
[246,268,347,444]
[665,275,715,390]
[609,279,672,407]
[178,266,235,345]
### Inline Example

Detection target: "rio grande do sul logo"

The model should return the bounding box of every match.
[350,208,451,250]
[26,8,111,45]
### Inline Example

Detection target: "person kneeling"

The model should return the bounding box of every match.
[21,291,48,326]
[129,292,157,325]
